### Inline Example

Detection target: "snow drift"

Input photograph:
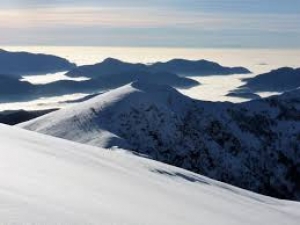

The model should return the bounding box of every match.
[0,124,300,224]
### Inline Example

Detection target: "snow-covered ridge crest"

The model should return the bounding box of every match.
[20,81,192,148]
[19,81,300,200]
[1,124,300,224]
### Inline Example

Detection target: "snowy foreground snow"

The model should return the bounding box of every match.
[0,124,300,225]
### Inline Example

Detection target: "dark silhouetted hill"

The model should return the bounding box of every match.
[150,59,251,75]
[0,49,76,75]
[226,88,261,100]
[240,67,300,92]
[0,109,57,125]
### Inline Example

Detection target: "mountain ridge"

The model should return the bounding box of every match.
[66,57,251,78]
[19,81,300,200]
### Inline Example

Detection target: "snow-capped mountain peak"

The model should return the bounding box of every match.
[20,81,192,149]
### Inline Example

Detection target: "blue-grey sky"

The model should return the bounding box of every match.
[1,0,300,48]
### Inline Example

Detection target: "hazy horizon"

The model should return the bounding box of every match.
[1,1,299,48]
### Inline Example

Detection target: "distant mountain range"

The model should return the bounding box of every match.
[66,58,251,78]
[0,70,198,103]
[0,52,254,103]
[19,81,300,200]
[0,49,76,75]
[240,67,300,92]
[150,58,251,75]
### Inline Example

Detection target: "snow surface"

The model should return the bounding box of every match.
[0,124,300,225]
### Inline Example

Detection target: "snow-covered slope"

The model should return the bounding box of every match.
[19,81,300,200]
[1,124,300,224]
[19,81,193,148]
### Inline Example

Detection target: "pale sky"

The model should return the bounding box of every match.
[1,0,300,48]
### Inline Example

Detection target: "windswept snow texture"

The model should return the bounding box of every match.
[66,57,251,78]
[0,49,76,75]
[240,67,300,92]
[20,82,300,200]
[0,124,300,225]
